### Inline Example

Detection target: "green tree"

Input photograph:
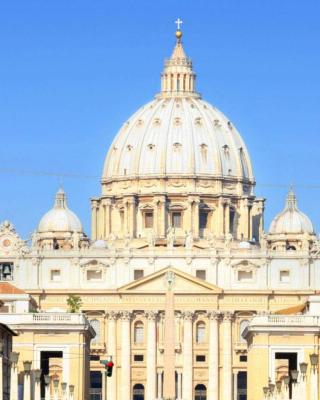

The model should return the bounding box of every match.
[67,294,82,313]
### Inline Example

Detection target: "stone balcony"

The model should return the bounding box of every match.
[245,314,320,337]
[0,312,93,332]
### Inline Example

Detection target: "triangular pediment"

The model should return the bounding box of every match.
[118,267,222,294]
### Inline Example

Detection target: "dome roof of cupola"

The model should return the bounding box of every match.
[269,189,314,235]
[38,189,83,233]
[102,29,254,184]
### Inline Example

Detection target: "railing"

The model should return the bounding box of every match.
[0,313,88,326]
[250,314,320,327]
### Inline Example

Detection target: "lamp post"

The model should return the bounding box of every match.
[275,380,282,400]
[23,361,32,400]
[53,379,59,400]
[61,382,68,400]
[68,385,74,400]
[0,342,3,400]
[269,382,275,400]
[34,370,42,400]
[310,353,319,400]
[9,352,19,400]
[44,375,51,400]
[262,386,269,399]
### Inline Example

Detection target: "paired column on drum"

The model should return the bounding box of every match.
[208,311,220,400]
[120,311,132,400]
[146,311,157,400]
[107,312,118,400]
[222,312,234,400]
[182,311,194,400]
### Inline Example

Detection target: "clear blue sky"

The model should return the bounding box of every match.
[1,0,320,239]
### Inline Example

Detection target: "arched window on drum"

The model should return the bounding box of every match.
[239,320,249,343]
[90,319,100,344]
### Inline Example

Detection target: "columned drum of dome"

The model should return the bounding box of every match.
[92,29,265,243]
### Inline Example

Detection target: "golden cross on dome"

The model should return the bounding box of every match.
[175,18,183,31]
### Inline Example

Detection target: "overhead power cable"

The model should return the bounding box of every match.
[0,167,320,190]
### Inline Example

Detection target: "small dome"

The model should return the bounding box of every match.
[38,189,83,233]
[269,190,314,234]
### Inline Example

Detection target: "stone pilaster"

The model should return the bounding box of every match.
[107,312,118,400]
[10,354,19,400]
[208,311,221,400]
[145,311,158,399]
[105,198,112,238]
[91,200,99,241]
[224,201,230,235]
[182,311,194,400]
[120,311,132,400]
[222,312,234,400]
[193,198,200,238]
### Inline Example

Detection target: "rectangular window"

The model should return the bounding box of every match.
[196,355,206,362]
[133,354,144,362]
[87,270,102,281]
[172,212,182,228]
[144,212,154,228]
[240,355,247,362]
[199,211,208,230]
[237,270,253,282]
[90,355,100,361]
[50,269,61,282]
[196,270,206,280]
[279,270,290,283]
[134,269,144,280]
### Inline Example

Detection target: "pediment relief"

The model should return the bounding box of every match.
[230,259,263,270]
[139,203,154,210]
[80,259,109,269]
[118,267,222,294]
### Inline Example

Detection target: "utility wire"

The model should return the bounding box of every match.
[0,168,319,190]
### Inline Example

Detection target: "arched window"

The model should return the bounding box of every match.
[239,320,249,343]
[195,384,207,400]
[133,383,145,400]
[90,319,100,344]
[229,208,236,235]
[196,322,206,344]
[134,321,144,344]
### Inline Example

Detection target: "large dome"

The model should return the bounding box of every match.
[102,31,254,186]
[269,190,314,235]
[102,97,253,181]
[38,189,83,233]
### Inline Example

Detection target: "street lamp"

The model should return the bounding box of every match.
[69,385,74,394]
[283,375,290,386]
[300,362,308,376]
[291,369,299,383]
[34,369,42,382]
[263,386,269,397]
[23,361,32,374]
[9,352,19,364]
[44,375,51,385]
[61,382,67,391]
[53,379,59,389]
[310,353,319,369]
[276,380,282,392]
[269,383,275,395]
